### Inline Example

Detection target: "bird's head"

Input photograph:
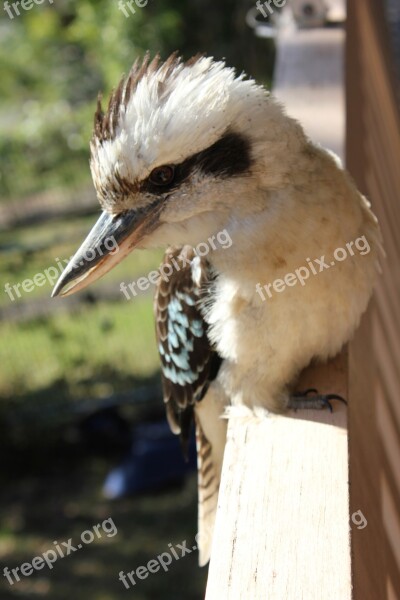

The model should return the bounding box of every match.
[52,52,295,297]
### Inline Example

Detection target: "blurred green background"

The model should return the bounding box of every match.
[0,1,275,598]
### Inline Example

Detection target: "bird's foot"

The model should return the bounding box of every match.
[288,388,347,413]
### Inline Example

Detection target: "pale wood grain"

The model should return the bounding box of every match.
[205,356,350,600]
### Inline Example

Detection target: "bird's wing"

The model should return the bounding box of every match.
[154,246,221,451]
[154,245,223,565]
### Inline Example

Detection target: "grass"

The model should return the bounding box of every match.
[0,212,165,401]
[0,443,207,600]
[1,214,164,307]
[0,297,160,400]
[0,208,208,599]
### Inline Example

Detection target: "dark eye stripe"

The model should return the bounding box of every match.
[187,130,252,178]
[140,130,252,196]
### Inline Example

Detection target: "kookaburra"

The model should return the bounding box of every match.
[52,53,382,565]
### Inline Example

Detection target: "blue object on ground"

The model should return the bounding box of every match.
[103,419,197,498]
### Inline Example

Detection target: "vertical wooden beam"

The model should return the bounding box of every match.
[345,7,385,598]
[346,1,400,598]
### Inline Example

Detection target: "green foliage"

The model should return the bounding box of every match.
[0,0,274,200]
[0,0,182,198]
[0,296,159,399]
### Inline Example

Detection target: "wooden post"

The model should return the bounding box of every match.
[346,1,400,597]
[206,357,350,600]
[206,6,352,599]
[206,353,351,600]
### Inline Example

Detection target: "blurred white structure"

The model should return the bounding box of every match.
[290,0,327,27]
[246,0,346,38]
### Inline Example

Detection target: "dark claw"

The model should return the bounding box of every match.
[324,394,347,405]
[288,390,347,412]
[322,398,333,413]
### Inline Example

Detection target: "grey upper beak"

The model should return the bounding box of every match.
[52,205,160,298]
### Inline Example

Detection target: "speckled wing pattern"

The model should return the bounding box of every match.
[154,245,221,454]
[154,246,223,565]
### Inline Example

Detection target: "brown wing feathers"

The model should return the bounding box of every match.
[154,246,221,455]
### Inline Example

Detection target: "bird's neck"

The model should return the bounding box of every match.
[207,206,279,289]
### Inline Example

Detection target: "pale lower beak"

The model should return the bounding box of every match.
[52,202,162,298]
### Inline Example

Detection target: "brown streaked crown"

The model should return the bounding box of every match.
[93,52,204,144]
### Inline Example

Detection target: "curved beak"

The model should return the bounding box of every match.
[52,202,162,298]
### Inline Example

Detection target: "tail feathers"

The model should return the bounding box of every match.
[196,421,220,566]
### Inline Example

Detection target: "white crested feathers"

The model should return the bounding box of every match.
[90,55,269,208]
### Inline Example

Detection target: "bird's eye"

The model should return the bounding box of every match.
[149,165,175,187]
